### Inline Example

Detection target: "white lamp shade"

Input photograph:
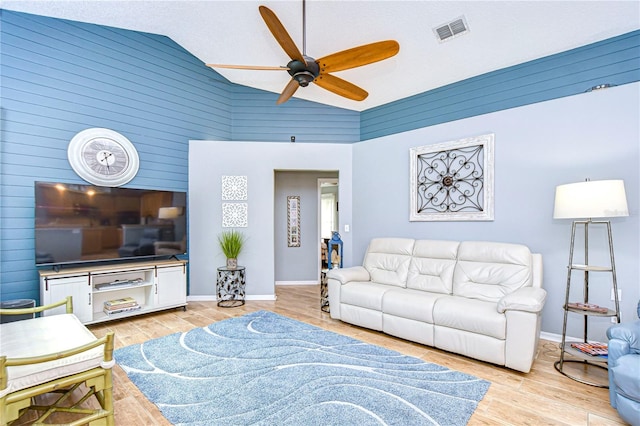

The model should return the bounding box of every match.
[158,206,181,219]
[553,180,629,219]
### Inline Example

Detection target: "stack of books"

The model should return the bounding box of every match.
[566,302,608,313]
[103,297,141,316]
[570,342,608,357]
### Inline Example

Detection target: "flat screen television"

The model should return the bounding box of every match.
[35,181,187,267]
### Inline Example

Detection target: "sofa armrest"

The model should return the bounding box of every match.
[326,266,370,285]
[607,320,640,357]
[497,287,547,314]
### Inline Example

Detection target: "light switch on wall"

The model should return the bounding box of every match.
[344,224,350,232]
[610,289,622,301]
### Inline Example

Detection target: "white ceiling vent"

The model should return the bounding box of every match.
[434,16,469,42]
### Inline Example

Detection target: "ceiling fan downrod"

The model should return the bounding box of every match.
[302,0,307,55]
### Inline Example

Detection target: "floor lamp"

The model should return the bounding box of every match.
[553,179,629,386]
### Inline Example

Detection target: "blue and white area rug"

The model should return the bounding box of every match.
[115,311,490,425]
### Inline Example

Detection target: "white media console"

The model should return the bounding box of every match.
[39,259,187,324]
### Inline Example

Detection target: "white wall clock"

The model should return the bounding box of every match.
[67,128,140,187]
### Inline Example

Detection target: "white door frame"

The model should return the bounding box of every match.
[317,178,339,281]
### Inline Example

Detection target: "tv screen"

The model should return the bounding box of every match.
[35,181,187,266]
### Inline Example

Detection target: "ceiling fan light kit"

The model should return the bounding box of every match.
[207,1,399,105]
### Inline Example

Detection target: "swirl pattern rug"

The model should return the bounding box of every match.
[114,311,490,425]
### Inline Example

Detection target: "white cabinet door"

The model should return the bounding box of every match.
[155,265,187,307]
[41,275,93,323]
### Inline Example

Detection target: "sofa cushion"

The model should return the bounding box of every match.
[341,282,397,311]
[434,325,506,366]
[363,238,415,288]
[433,295,506,340]
[383,288,447,323]
[407,240,459,294]
[453,241,533,302]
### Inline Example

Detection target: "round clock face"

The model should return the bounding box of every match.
[68,128,139,187]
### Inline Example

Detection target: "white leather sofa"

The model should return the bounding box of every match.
[327,238,547,373]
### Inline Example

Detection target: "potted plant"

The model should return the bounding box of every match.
[217,229,246,269]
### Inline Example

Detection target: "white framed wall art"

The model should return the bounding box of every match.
[410,133,494,221]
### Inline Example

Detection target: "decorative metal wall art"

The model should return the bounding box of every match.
[410,133,494,221]
[287,196,301,247]
[221,175,247,200]
[221,176,248,227]
[222,202,248,227]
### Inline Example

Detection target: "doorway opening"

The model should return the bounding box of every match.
[318,178,339,275]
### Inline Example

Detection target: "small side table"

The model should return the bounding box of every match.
[320,269,330,313]
[216,266,246,308]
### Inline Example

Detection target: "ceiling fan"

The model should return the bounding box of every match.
[206,1,400,105]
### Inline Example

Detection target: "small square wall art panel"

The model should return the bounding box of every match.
[221,176,248,200]
[222,203,248,228]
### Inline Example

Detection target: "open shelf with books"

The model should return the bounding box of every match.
[561,341,608,362]
[92,284,151,322]
[554,255,620,388]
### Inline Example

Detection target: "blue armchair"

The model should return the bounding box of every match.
[607,302,640,426]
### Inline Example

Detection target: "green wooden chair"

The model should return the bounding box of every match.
[0,297,115,425]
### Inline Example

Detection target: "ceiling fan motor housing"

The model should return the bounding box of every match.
[287,57,319,86]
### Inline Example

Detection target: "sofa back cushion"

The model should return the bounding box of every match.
[363,238,415,287]
[453,241,533,302]
[407,240,460,294]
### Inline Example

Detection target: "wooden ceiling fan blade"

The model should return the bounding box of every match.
[206,64,290,71]
[259,5,306,64]
[316,40,399,73]
[277,78,300,104]
[314,73,368,101]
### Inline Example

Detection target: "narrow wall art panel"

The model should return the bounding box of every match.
[287,196,300,247]
[410,133,494,221]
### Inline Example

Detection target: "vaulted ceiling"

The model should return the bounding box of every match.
[3,1,639,111]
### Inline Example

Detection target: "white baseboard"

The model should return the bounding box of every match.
[540,331,562,343]
[246,295,277,301]
[540,331,590,343]
[275,281,318,286]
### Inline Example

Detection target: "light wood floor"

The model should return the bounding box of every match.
[16,285,627,425]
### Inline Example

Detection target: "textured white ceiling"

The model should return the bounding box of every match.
[2,0,639,111]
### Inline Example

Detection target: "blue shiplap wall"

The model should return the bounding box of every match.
[232,85,360,142]
[361,30,640,140]
[0,9,358,302]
